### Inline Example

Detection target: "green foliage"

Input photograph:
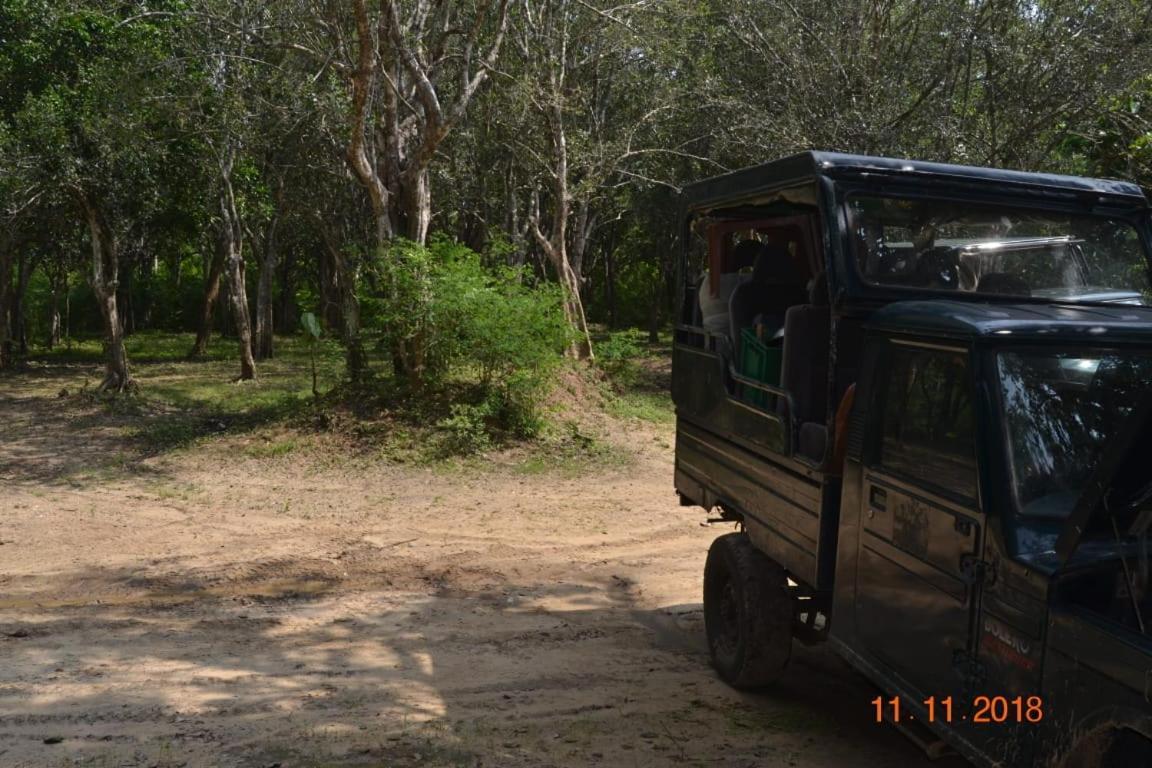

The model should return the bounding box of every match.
[596,331,643,364]
[4,0,1152,447]
[361,237,570,447]
[595,329,674,425]
[595,330,645,386]
[436,402,494,456]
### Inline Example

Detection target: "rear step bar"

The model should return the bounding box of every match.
[882,713,957,761]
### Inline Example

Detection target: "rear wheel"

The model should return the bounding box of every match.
[703,532,793,689]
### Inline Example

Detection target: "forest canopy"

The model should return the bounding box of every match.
[2,0,1151,396]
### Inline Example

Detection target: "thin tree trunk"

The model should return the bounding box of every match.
[253,251,276,360]
[334,248,365,379]
[12,253,31,356]
[320,225,365,381]
[47,271,65,350]
[528,92,595,361]
[318,245,342,332]
[190,235,226,358]
[219,155,257,381]
[253,183,283,361]
[0,243,13,369]
[569,201,595,289]
[276,249,296,335]
[604,230,617,330]
[346,0,394,250]
[118,252,134,337]
[77,191,133,392]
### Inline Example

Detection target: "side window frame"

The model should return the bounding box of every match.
[869,338,980,503]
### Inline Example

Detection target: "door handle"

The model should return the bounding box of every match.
[869,486,887,511]
[960,554,995,586]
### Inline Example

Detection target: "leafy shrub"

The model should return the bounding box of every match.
[597,331,643,364]
[596,331,645,387]
[361,237,571,446]
[436,402,494,455]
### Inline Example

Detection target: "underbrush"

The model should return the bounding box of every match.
[594,328,674,425]
[21,324,671,474]
[299,366,632,471]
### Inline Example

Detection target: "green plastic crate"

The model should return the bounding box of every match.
[740,327,781,408]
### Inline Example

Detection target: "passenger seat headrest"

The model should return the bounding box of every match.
[729,240,762,272]
[751,244,801,285]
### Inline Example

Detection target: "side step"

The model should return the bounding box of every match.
[883,713,957,761]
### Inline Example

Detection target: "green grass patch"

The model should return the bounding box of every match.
[606,390,674,424]
[241,437,301,459]
[510,420,634,476]
[592,327,674,424]
[16,328,672,469]
[29,332,346,454]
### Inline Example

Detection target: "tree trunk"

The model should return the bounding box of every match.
[341,0,509,382]
[47,271,65,350]
[398,167,432,245]
[190,235,226,358]
[253,186,283,361]
[0,243,13,370]
[219,159,257,381]
[604,229,617,330]
[320,225,366,381]
[569,201,595,289]
[528,94,594,361]
[118,252,134,336]
[77,192,133,392]
[276,248,296,335]
[12,252,31,356]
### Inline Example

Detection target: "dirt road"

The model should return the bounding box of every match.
[0,366,962,767]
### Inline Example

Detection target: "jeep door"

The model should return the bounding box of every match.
[854,339,985,701]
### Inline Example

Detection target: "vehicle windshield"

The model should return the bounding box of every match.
[849,196,1150,303]
[997,349,1152,521]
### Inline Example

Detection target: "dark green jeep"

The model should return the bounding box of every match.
[672,152,1152,767]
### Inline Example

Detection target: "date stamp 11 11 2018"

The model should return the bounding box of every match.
[872,695,1044,725]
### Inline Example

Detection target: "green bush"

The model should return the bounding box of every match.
[596,331,645,387]
[436,402,494,455]
[361,237,571,446]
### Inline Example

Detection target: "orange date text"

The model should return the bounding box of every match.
[872,695,1044,724]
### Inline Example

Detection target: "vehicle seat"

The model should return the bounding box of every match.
[699,271,750,335]
[728,244,807,358]
[780,272,831,463]
[977,272,1032,296]
[699,240,761,363]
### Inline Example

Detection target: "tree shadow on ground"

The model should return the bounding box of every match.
[0,364,313,488]
[0,556,963,768]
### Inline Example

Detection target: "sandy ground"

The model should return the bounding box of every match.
[0,364,964,768]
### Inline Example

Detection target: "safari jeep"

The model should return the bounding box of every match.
[671,152,1152,767]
